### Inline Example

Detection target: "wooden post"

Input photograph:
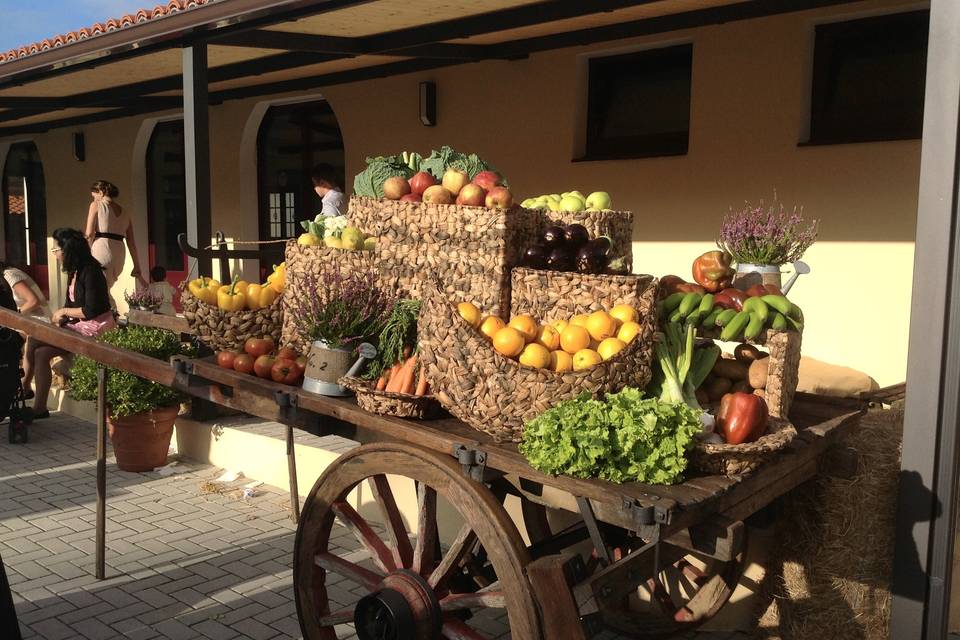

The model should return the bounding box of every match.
[183,44,212,277]
[95,366,108,580]
[527,553,589,640]
[287,424,300,522]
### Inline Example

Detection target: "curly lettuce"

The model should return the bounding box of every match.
[418,145,504,183]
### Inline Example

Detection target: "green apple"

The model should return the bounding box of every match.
[549,193,562,201]
[547,200,562,212]
[585,191,612,210]
[559,195,586,213]
[521,198,535,208]
[569,190,585,201]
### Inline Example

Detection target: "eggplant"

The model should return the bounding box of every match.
[563,224,590,249]
[523,244,548,270]
[589,236,612,255]
[542,225,566,249]
[546,247,574,272]
[576,245,610,274]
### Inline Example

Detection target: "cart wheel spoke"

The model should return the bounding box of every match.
[647,576,679,616]
[331,500,397,573]
[412,482,438,575]
[314,552,382,591]
[428,524,478,590]
[440,590,506,611]
[369,474,413,569]
[442,617,491,640]
[317,607,354,627]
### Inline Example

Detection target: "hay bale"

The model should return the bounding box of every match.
[756,406,902,639]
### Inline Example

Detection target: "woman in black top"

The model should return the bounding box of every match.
[23,228,115,418]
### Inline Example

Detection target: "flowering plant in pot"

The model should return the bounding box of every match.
[291,265,395,396]
[717,197,818,290]
[69,326,195,471]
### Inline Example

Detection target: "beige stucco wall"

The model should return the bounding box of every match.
[3,0,920,385]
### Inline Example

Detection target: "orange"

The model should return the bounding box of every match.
[617,321,642,345]
[586,311,618,342]
[457,302,482,328]
[569,314,589,329]
[597,338,627,361]
[551,318,569,334]
[610,304,638,325]
[492,327,525,358]
[479,316,506,339]
[508,315,539,343]
[550,350,573,373]
[535,325,561,351]
[518,343,551,369]
[572,348,603,371]
[560,325,591,354]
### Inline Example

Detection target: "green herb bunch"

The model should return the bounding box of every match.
[363,299,421,380]
[70,326,195,418]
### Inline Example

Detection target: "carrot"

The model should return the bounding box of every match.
[415,367,428,396]
[399,356,418,395]
[384,362,405,393]
[375,375,388,391]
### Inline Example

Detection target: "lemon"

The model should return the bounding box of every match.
[569,314,590,329]
[610,304,638,325]
[457,302,482,328]
[479,316,506,340]
[492,327,525,358]
[597,338,627,361]
[617,321,642,345]
[560,325,591,354]
[519,343,551,369]
[586,311,618,342]
[550,350,573,373]
[572,349,603,371]
[508,315,539,343]
[535,325,561,351]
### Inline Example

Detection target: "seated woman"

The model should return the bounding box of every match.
[1,262,49,320]
[23,228,115,418]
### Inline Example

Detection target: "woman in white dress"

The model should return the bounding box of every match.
[1,262,50,399]
[85,180,146,293]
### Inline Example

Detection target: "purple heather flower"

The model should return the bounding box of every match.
[718,197,818,265]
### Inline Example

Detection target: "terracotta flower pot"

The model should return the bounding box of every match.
[107,405,179,472]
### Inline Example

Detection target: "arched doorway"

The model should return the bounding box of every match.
[145,120,187,309]
[257,100,345,272]
[3,142,48,296]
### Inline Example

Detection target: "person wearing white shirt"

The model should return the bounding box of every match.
[1,262,50,320]
[311,163,345,218]
[146,266,177,316]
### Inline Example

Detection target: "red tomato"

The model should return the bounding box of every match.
[253,355,276,379]
[244,337,275,357]
[233,354,255,375]
[271,358,302,385]
[216,351,237,369]
[276,346,299,361]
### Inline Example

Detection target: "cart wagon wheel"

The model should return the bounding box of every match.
[598,532,749,639]
[294,442,542,640]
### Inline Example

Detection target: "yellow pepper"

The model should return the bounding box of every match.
[246,283,278,310]
[187,276,217,305]
[217,276,246,312]
[266,263,286,293]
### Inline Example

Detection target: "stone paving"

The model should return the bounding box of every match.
[0,412,748,640]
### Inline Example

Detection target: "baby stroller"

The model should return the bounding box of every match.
[0,328,29,444]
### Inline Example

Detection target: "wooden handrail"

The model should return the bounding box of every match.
[0,308,176,386]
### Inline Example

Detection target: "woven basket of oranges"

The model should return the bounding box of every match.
[417,279,658,442]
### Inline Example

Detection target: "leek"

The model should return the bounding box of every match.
[652,322,719,409]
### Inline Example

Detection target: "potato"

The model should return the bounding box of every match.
[731,380,752,394]
[748,358,769,389]
[704,376,733,402]
[735,343,768,363]
[712,358,749,381]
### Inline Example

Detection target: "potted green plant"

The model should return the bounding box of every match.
[717,197,818,290]
[290,265,394,396]
[70,326,194,471]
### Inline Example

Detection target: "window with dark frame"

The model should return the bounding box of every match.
[145,120,187,274]
[808,10,929,145]
[582,44,692,161]
[2,142,48,296]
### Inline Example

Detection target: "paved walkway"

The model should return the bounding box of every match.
[0,412,747,640]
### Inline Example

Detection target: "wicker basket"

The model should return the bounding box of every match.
[511,267,655,322]
[688,417,797,476]
[339,376,440,420]
[280,240,378,354]
[526,208,634,271]
[349,196,537,318]
[180,288,283,353]
[418,281,658,442]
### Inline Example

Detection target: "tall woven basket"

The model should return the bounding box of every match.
[418,281,658,442]
[511,268,655,322]
[181,289,283,353]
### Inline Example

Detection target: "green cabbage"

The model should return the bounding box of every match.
[519,388,702,485]
[353,154,414,198]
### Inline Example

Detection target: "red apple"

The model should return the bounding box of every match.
[277,346,298,361]
[456,183,486,207]
[382,176,411,200]
[271,358,302,385]
[244,337,275,357]
[254,354,276,378]
[441,169,470,196]
[472,171,502,191]
[216,351,237,369]
[422,185,454,205]
[400,193,422,203]
[408,171,437,195]
[485,186,514,209]
[233,354,255,375]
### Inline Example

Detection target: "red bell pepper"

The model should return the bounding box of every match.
[692,250,735,293]
[659,275,686,297]
[745,283,783,297]
[716,392,769,445]
[713,288,748,311]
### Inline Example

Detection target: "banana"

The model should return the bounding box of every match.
[760,295,791,315]
[720,310,751,341]
[678,292,702,317]
[702,308,722,329]
[771,312,788,330]
[744,312,765,340]
[662,292,686,314]
[743,297,769,324]
[716,309,738,327]
[697,294,715,315]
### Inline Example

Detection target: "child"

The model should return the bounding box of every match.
[147,266,177,315]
